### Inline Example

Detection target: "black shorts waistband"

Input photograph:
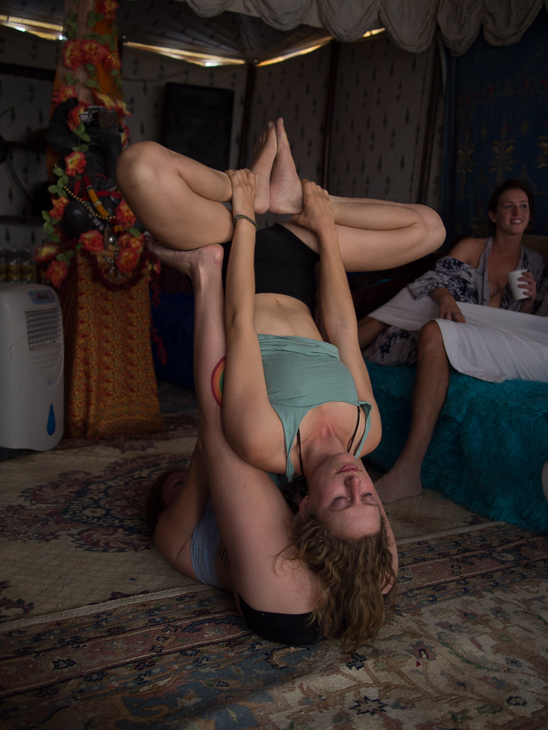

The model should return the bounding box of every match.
[222,223,319,312]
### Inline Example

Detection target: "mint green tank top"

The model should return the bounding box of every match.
[258,334,372,484]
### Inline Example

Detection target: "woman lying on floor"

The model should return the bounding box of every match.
[145,175,399,649]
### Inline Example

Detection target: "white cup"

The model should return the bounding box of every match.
[507,269,528,300]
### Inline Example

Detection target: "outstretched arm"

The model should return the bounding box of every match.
[222,169,285,470]
[292,181,358,354]
[292,180,382,451]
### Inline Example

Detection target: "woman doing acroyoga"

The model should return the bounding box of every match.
[146,182,398,649]
[117,118,445,519]
[117,119,445,647]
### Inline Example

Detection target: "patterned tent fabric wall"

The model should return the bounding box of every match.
[329,37,443,207]
[443,9,548,244]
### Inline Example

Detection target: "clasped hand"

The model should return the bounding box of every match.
[226,168,256,221]
[291,179,335,235]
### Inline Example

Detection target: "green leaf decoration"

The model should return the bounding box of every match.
[65,16,78,39]
[88,11,104,27]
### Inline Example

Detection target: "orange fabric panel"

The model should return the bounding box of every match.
[63,253,163,440]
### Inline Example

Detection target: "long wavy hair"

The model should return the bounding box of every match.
[287,510,397,652]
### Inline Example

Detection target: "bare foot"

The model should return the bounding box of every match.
[251,122,277,215]
[147,239,224,282]
[269,117,303,215]
[374,466,422,503]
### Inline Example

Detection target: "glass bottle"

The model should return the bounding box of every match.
[20,250,35,283]
[0,248,7,283]
[7,249,21,283]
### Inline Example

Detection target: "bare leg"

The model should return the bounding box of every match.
[270,117,445,270]
[118,116,444,265]
[374,321,450,503]
[149,239,295,611]
[116,124,277,251]
[117,143,233,249]
[146,240,226,401]
[287,198,445,271]
[148,246,233,583]
[358,316,388,349]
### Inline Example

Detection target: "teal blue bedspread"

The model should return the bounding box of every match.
[366,362,548,534]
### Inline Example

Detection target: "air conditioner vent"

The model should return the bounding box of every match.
[25,308,63,349]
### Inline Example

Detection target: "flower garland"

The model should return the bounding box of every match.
[36,0,160,295]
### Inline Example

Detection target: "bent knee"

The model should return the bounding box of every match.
[419,320,444,347]
[420,205,446,252]
[116,141,165,191]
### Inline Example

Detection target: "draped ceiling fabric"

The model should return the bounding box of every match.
[184,0,548,55]
[0,0,547,60]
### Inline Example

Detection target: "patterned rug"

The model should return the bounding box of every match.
[1,523,547,729]
[0,414,200,621]
[1,388,547,729]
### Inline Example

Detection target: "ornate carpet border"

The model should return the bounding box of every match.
[1,522,547,730]
[397,520,503,544]
[0,584,213,634]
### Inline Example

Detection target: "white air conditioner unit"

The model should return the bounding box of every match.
[0,283,64,450]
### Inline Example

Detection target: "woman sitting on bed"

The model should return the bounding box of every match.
[146,179,398,649]
[357,179,546,503]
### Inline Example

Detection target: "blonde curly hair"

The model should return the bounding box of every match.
[288,511,397,652]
